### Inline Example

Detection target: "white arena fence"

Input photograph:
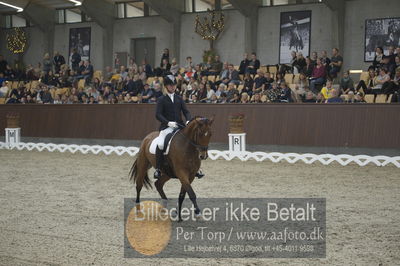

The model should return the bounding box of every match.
[0,142,399,168]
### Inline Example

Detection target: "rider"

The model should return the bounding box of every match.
[154,74,204,179]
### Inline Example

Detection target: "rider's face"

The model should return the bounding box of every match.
[166,84,175,94]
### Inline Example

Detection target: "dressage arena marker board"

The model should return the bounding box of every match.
[1,141,399,168]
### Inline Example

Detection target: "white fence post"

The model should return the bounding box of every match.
[5,128,21,148]
[228,133,246,154]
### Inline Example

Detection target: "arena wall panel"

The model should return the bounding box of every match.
[1,104,400,149]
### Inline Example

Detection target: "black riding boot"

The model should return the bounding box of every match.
[154,147,163,179]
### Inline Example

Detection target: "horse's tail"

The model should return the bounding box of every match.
[129,149,152,190]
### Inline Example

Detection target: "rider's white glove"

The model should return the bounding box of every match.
[185,120,190,125]
[168,121,178,128]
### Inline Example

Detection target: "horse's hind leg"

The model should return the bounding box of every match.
[135,153,151,204]
[155,175,170,201]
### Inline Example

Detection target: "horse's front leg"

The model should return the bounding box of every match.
[177,185,186,222]
[180,180,201,217]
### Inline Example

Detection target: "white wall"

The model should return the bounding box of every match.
[343,0,400,70]
[54,22,103,70]
[257,3,334,66]
[180,10,246,66]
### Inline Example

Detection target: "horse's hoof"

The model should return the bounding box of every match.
[195,213,202,220]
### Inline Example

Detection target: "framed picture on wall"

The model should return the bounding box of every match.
[69,27,91,64]
[364,17,400,62]
[279,10,312,64]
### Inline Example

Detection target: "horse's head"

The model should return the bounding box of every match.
[188,116,214,160]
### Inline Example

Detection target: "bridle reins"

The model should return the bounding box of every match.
[177,120,209,152]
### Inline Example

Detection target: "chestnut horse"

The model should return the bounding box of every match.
[129,116,213,220]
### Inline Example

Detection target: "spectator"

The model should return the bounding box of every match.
[372,47,384,70]
[170,58,180,75]
[0,55,8,74]
[278,82,293,103]
[303,57,314,77]
[373,68,391,94]
[303,91,316,103]
[309,58,326,93]
[329,48,343,79]
[293,73,309,101]
[209,55,223,75]
[128,57,138,74]
[226,64,240,85]
[160,48,170,65]
[320,80,335,100]
[293,52,306,74]
[226,82,239,102]
[240,92,249,103]
[239,53,250,75]
[185,56,194,70]
[0,81,9,97]
[339,70,354,94]
[42,53,52,74]
[53,51,65,74]
[71,48,81,72]
[356,68,376,94]
[141,84,154,103]
[206,82,215,102]
[246,52,260,75]
[320,50,331,69]
[253,69,267,93]
[326,89,343,103]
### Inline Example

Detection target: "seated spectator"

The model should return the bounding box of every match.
[240,92,249,103]
[239,53,250,75]
[278,82,293,103]
[193,64,202,80]
[293,73,309,101]
[310,51,318,65]
[229,92,240,103]
[209,93,218,103]
[201,56,213,75]
[373,68,391,94]
[141,60,153,77]
[125,74,143,96]
[253,70,267,93]
[381,56,396,77]
[303,57,314,77]
[141,84,154,103]
[264,72,274,88]
[0,81,9,97]
[275,73,285,85]
[215,83,226,98]
[372,47,384,70]
[209,55,223,75]
[39,85,53,104]
[155,58,171,76]
[218,62,229,84]
[250,93,262,103]
[184,66,194,81]
[326,89,343,103]
[128,58,138,74]
[226,64,240,85]
[309,58,326,93]
[356,68,376,94]
[197,83,208,102]
[206,82,215,102]
[320,50,331,70]
[104,66,114,82]
[329,48,343,79]
[246,52,260,75]
[170,58,179,76]
[185,56,194,70]
[339,70,354,94]
[82,60,94,83]
[293,52,306,74]
[303,91,316,103]
[226,82,239,102]
[242,73,253,96]
[320,80,335,100]
[120,65,129,82]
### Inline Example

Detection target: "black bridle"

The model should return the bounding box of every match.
[177,119,209,153]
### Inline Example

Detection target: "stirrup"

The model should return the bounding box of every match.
[154,169,161,179]
[195,170,205,179]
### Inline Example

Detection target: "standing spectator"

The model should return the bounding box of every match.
[53,51,65,74]
[43,53,52,74]
[71,48,81,72]
[246,52,260,75]
[82,60,94,84]
[160,48,169,65]
[0,55,8,74]
[128,57,138,73]
[329,48,343,79]
[239,53,250,75]
[309,58,326,93]
[141,60,153,77]
[293,52,306,74]
[209,55,223,76]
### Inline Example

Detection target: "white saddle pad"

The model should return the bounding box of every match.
[149,130,179,155]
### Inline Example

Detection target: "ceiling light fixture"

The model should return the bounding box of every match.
[0,1,24,12]
[68,0,82,6]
